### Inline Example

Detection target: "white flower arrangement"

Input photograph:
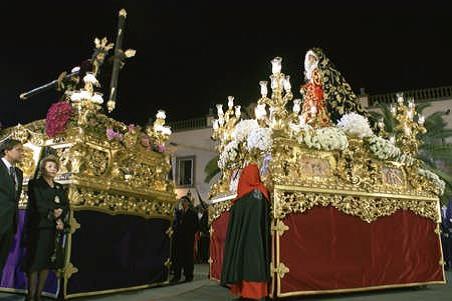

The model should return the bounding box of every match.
[218,140,239,169]
[70,90,91,102]
[336,112,373,139]
[83,73,100,86]
[246,127,272,152]
[156,110,166,119]
[154,124,172,136]
[232,119,259,142]
[367,135,401,160]
[299,127,349,151]
[418,168,445,195]
[91,92,104,104]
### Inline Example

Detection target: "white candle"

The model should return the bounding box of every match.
[390,105,396,115]
[271,57,282,74]
[216,104,224,116]
[293,99,301,114]
[418,115,425,125]
[283,75,291,92]
[235,105,241,118]
[228,96,234,109]
[156,110,166,119]
[259,81,268,97]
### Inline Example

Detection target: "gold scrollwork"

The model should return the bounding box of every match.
[209,200,233,224]
[70,186,174,219]
[274,190,439,223]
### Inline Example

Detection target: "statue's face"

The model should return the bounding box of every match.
[304,51,319,80]
[307,54,317,67]
[305,52,318,72]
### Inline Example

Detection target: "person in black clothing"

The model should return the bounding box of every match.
[441,202,452,270]
[0,139,24,279]
[23,155,69,301]
[170,196,198,283]
[196,205,210,263]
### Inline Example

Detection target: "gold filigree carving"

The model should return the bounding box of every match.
[274,190,439,223]
[84,147,109,176]
[382,166,405,186]
[70,186,174,219]
[17,146,37,178]
[267,137,439,198]
[209,200,233,224]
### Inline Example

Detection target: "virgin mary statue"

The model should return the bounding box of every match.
[300,48,367,125]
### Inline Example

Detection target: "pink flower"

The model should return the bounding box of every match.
[106,128,117,140]
[157,144,166,153]
[45,101,73,137]
[106,128,123,141]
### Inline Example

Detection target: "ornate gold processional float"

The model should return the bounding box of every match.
[208,49,446,297]
[0,9,176,299]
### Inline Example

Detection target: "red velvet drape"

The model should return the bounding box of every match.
[279,206,444,294]
[209,211,230,280]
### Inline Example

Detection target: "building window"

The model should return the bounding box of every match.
[176,156,195,187]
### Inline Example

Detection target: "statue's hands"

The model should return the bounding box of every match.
[54,208,63,218]
[56,219,64,230]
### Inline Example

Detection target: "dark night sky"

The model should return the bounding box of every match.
[1,1,452,128]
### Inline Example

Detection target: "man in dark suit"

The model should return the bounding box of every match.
[171,196,198,283]
[0,139,24,278]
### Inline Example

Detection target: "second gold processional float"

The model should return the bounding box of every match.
[208,48,446,297]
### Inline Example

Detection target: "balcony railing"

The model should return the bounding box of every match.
[168,117,208,132]
[368,86,452,107]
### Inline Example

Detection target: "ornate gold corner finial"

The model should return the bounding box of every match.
[164,258,172,268]
[434,223,441,235]
[166,227,174,237]
[69,217,81,234]
[271,220,289,236]
[272,262,290,279]
[62,262,79,280]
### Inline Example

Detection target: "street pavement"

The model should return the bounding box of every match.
[1,265,450,301]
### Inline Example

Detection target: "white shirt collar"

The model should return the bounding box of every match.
[1,157,14,170]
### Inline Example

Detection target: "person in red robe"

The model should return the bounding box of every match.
[221,163,270,300]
